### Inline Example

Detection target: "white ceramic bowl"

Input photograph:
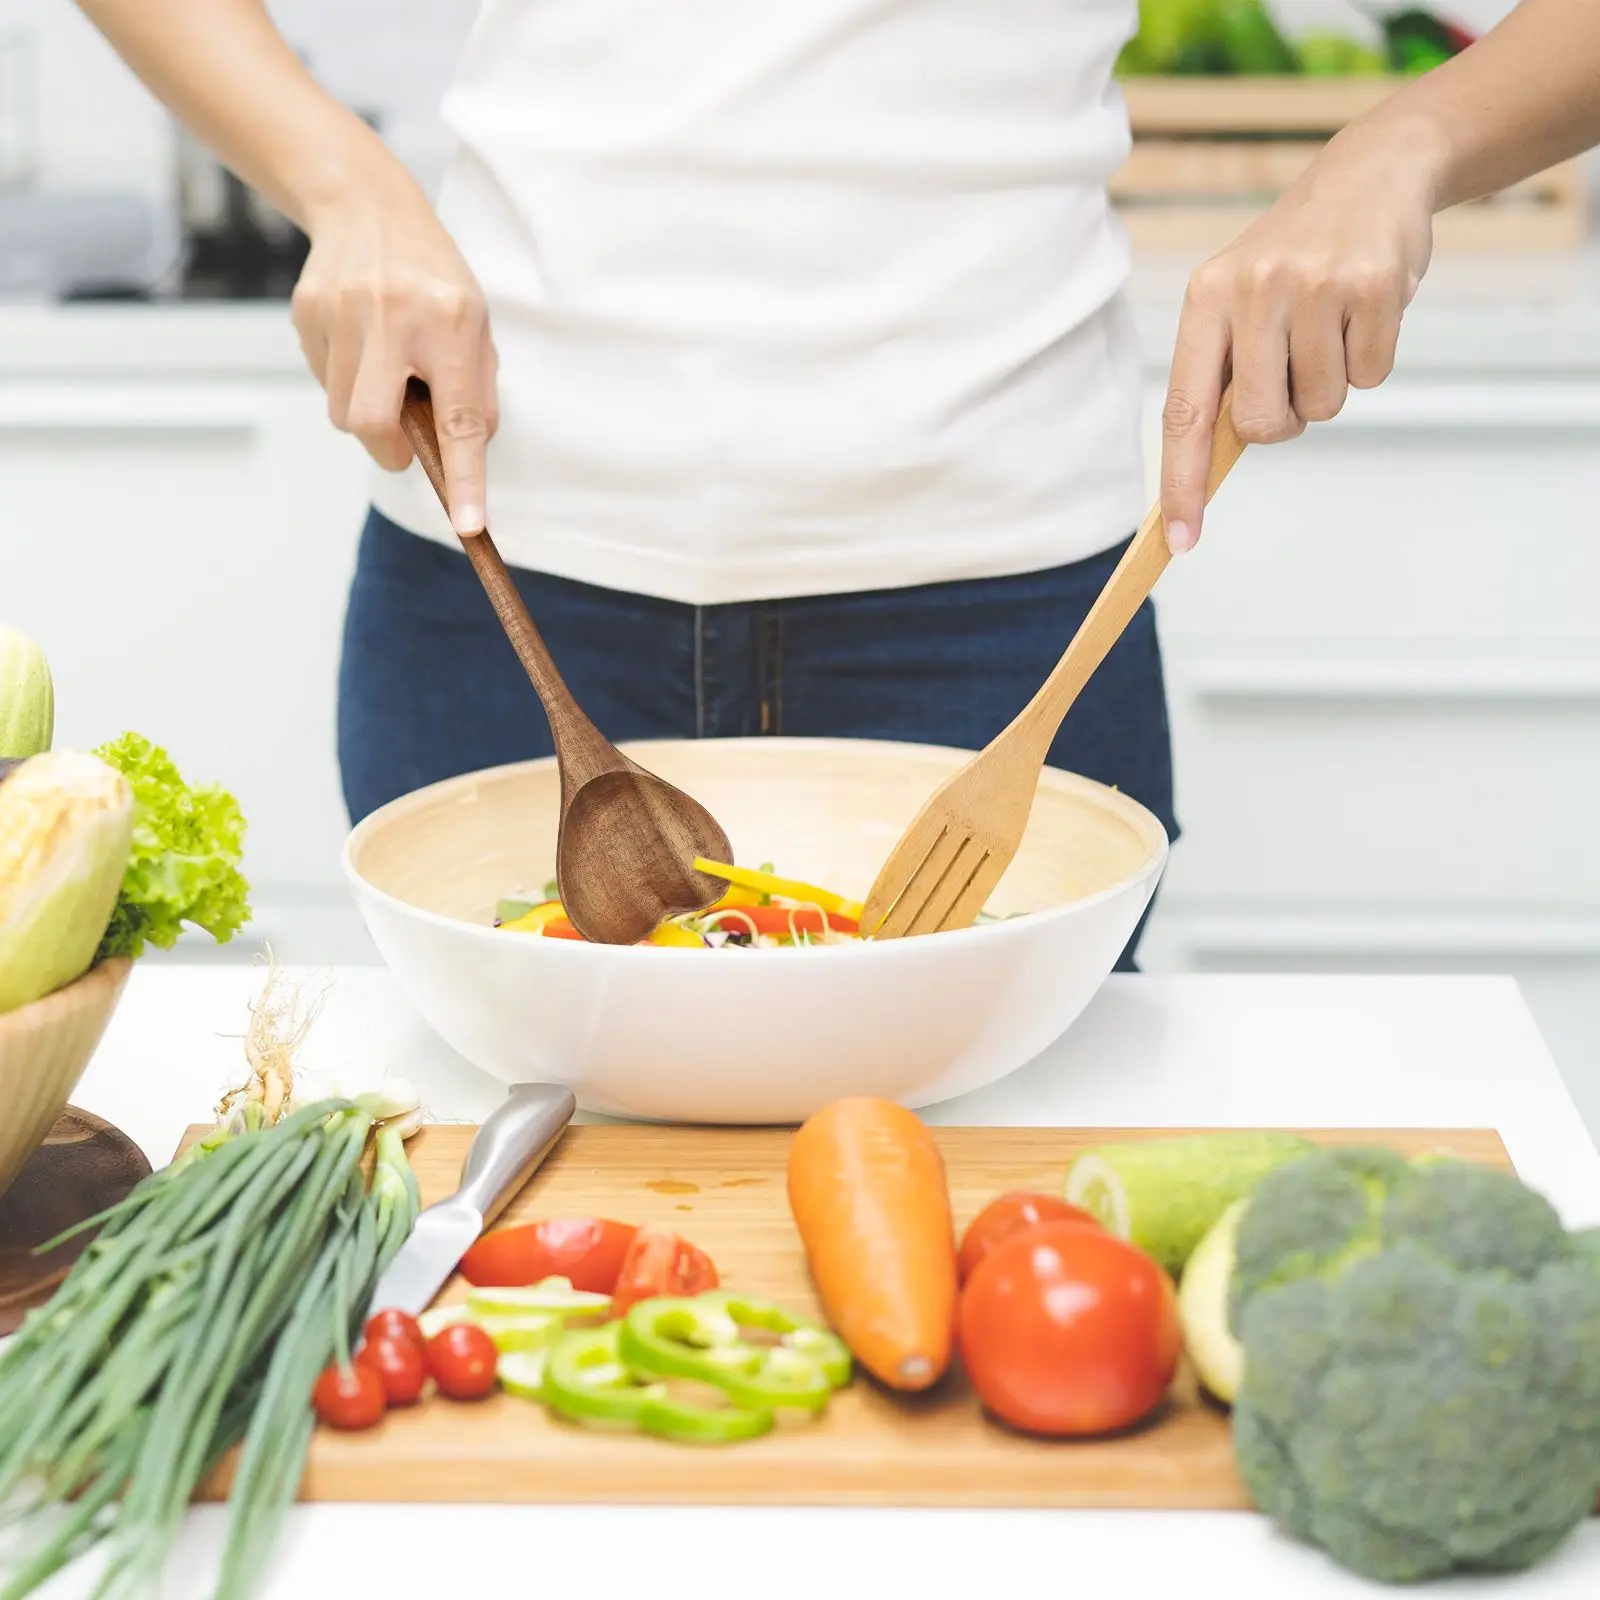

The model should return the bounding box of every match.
[342,738,1167,1124]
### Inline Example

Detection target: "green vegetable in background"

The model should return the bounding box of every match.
[0,625,55,760]
[1221,1146,1600,1583]
[1214,0,1299,73]
[1123,0,1225,72]
[1063,1130,1314,1275]
[92,731,250,961]
[1297,30,1387,75]
[1377,7,1476,73]
[0,751,135,1014]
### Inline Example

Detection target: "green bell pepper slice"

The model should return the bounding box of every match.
[467,1276,611,1322]
[697,1291,853,1388]
[543,1324,773,1444]
[619,1295,848,1412]
[543,1325,658,1429]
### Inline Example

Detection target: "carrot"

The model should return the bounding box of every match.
[786,1097,958,1392]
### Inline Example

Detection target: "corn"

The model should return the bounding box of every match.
[0,751,134,1012]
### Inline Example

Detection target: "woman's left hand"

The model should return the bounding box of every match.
[1157,124,1439,555]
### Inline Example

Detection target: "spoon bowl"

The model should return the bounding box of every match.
[398,380,731,944]
[558,767,732,944]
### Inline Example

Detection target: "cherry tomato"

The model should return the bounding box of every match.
[312,1361,387,1430]
[610,1230,719,1316]
[959,1220,1181,1438]
[426,1322,499,1400]
[459,1217,640,1292]
[957,1192,1101,1286]
[355,1335,428,1406]
[732,906,858,939]
[363,1308,425,1352]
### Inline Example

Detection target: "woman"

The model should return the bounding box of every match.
[75,0,1599,969]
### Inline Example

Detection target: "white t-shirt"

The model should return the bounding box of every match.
[369,0,1146,605]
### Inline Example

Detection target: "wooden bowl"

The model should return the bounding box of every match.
[0,957,133,1197]
[343,738,1168,1124]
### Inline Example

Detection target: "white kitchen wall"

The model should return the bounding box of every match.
[3,0,1524,211]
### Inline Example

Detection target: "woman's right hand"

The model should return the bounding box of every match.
[291,169,499,535]
[1157,114,1441,556]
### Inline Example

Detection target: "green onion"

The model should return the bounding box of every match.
[0,1100,420,1600]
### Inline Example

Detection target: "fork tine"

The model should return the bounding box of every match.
[879,832,980,941]
[902,841,990,938]
[933,852,1008,936]
[869,824,967,940]
[860,813,947,929]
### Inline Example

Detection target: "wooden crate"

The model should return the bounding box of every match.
[1115,77,1586,251]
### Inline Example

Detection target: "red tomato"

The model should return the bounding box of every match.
[363,1308,425,1352]
[610,1230,719,1316]
[957,1192,1101,1286]
[959,1220,1181,1438]
[356,1335,427,1406]
[733,906,857,939]
[426,1323,499,1400]
[312,1362,387,1430]
[459,1217,640,1292]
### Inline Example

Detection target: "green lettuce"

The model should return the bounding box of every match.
[92,732,251,961]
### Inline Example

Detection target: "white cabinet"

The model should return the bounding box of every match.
[1,308,376,960]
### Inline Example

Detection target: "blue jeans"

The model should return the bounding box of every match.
[338,510,1179,968]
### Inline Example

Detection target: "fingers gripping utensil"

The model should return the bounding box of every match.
[365,1082,576,1320]
[861,392,1247,940]
[398,380,731,945]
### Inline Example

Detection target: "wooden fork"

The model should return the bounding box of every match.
[860,394,1246,940]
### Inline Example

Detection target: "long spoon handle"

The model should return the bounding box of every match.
[399,380,611,784]
[1001,389,1246,759]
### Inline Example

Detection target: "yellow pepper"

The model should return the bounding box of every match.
[501,900,567,935]
[692,859,864,922]
[710,885,764,910]
[647,921,705,948]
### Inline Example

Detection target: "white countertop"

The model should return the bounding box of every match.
[9,248,1600,379]
[49,965,1600,1599]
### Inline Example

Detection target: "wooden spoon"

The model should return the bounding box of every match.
[861,391,1246,939]
[398,380,730,945]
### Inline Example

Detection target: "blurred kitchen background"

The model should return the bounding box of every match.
[4,0,1599,1137]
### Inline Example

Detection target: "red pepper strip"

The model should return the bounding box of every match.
[708,906,858,939]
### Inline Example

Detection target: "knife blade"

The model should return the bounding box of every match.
[366,1081,576,1320]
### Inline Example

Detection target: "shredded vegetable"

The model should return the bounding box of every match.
[495,861,860,949]
[494,861,1019,948]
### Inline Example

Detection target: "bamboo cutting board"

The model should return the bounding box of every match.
[196,1124,1510,1509]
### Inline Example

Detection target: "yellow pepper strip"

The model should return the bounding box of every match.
[501,900,567,934]
[692,859,864,923]
[647,921,705,948]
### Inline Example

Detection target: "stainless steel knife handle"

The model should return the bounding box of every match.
[456,1082,576,1227]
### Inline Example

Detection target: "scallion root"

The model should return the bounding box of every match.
[216,952,326,1129]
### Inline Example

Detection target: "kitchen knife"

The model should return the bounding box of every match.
[366,1081,576,1320]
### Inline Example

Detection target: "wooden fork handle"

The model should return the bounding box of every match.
[1008,389,1246,751]
[399,380,611,779]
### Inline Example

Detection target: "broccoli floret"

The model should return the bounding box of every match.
[1228,1145,1404,1330]
[1227,1147,1600,1584]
